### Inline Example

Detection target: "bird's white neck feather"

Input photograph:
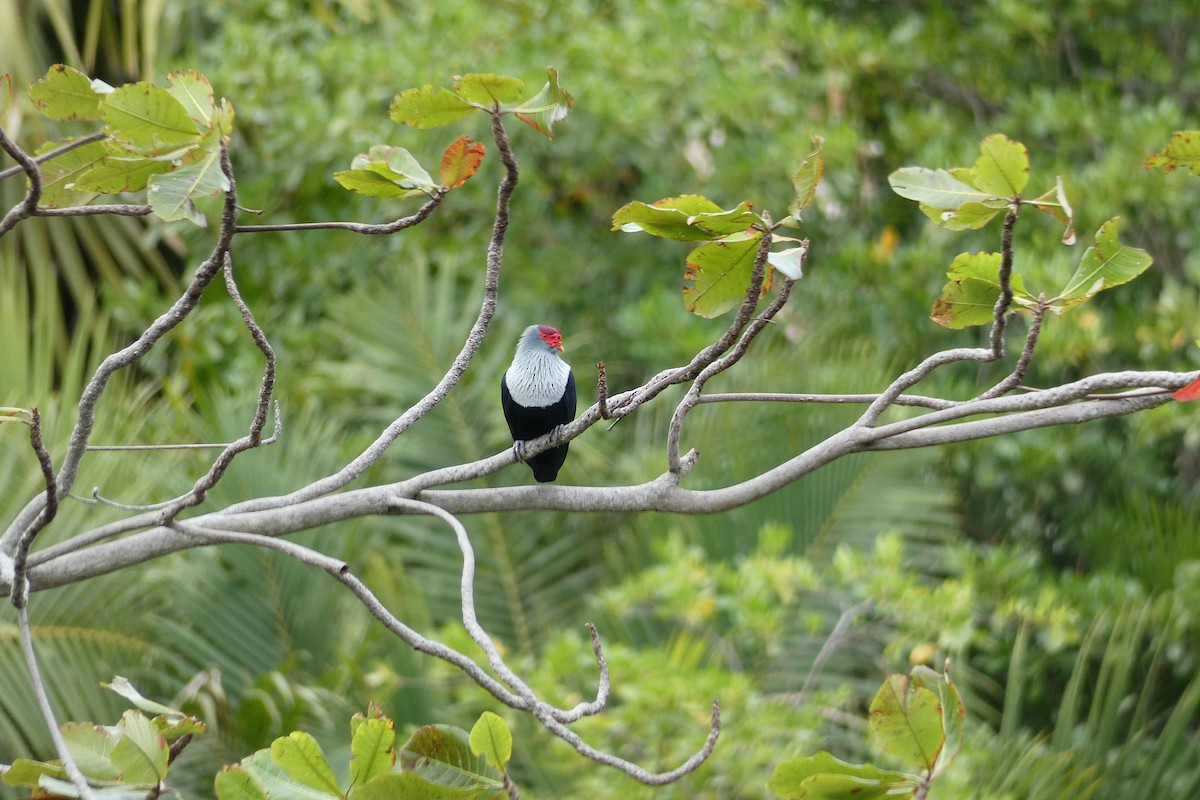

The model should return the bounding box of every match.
[506,336,571,407]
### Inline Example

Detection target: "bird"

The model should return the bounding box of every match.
[501,324,576,482]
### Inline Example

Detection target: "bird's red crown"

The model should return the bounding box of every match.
[537,325,564,352]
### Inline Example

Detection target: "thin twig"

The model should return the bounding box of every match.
[36,203,153,218]
[975,298,1048,401]
[696,392,956,410]
[1,142,241,552]
[222,109,519,516]
[233,188,447,234]
[17,604,100,800]
[597,362,610,419]
[155,252,277,523]
[0,132,108,181]
[11,410,58,608]
[667,266,794,473]
[0,125,42,236]
[987,206,1020,358]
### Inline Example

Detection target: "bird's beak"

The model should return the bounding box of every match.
[556,342,566,353]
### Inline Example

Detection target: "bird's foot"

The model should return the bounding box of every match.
[512,441,527,462]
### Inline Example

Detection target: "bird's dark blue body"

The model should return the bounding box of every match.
[502,324,576,482]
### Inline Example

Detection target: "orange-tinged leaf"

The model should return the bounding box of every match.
[440,135,486,188]
[1174,377,1200,402]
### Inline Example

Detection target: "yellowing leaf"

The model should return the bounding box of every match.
[972,133,1029,196]
[214,765,269,800]
[1145,130,1200,175]
[439,135,486,187]
[868,674,944,772]
[469,711,512,771]
[101,82,202,156]
[930,252,1032,329]
[918,200,1001,231]
[889,167,994,210]
[1055,217,1152,308]
[166,70,216,126]
[28,64,103,120]
[270,731,342,796]
[683,234,763,318]
[767,753,909,800]
[147,148,230,225]
[33,138,107,207]
[0,73,12,116]
[350,714,396,787]
[788,135,825,220]
[389,85,475,128]
[453,73,525,105]
[112,710,168,784]
[613,195,757,241]
[513,66,574,138]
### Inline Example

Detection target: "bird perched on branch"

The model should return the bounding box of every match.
[501,324,576,482]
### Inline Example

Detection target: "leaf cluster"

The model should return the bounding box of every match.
[26,65,233,223]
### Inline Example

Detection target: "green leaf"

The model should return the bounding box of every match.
[334,169,427,199]
[61,723,121,780]
[2,759,67,788]
[918,200,1000,231]
[683,234,763,318]
[909,667,965,778]
[336,144,437,200]
[74,149,172,193]
[930,252,1033,329]
[270,731,343,796]
[101,82,201,156]
[788,135,825,220]
[111,710,168,784]
[33,138,108,207]
[767,752,911,800]
[972,134,1029,196]
[234,748,342,800]
[512,66,574,138]
[612,195,756,241]
[349,772,491,800]
[1145,130,1200,175]
[0,73,12,116]
[103,677,183,718]
[215,765,270,800]
[389,85,476,128]
[453,73,525,106]
[888,167,995,210]
[400,724,499,790]
[166,70,216,127]
[28,64,103,120]
[469,712,512,771]
[868,674,945,772]
[147,147,230,225]
[99,678,204,742]
[1055,217,1152,308]
[350,714,396,787]
[356,144,436,190]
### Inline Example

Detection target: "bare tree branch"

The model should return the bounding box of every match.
[0,131,107,181]
[222,110,519,517]
[12,365,1193,595]
[0,125,43,236]
[233,187,447,234]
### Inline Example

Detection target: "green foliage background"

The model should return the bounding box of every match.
[2,1,1199,798]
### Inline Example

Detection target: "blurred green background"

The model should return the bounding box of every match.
[3,1,1200,797]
